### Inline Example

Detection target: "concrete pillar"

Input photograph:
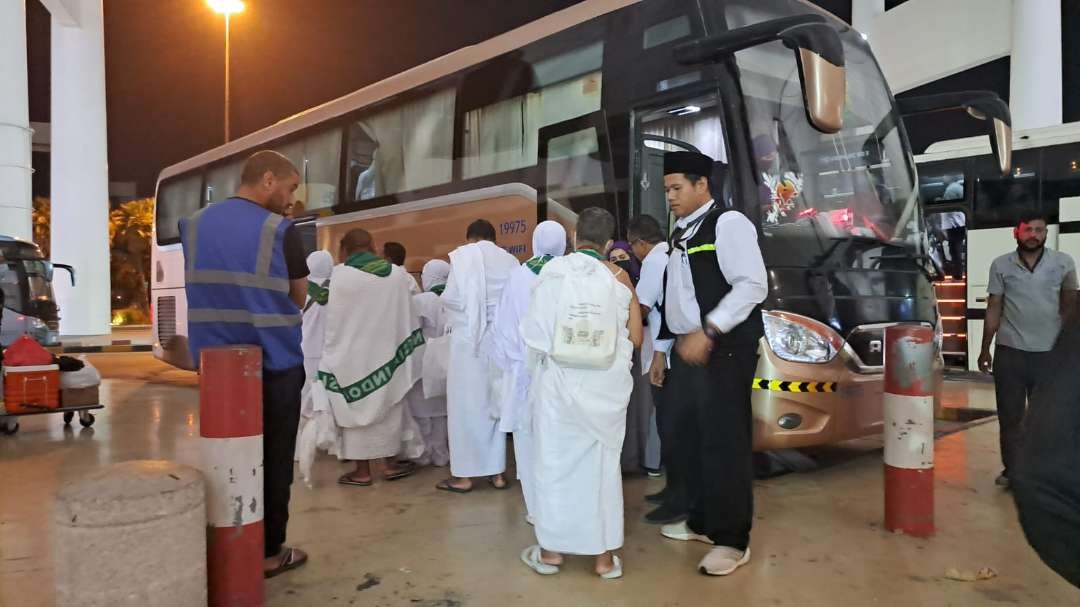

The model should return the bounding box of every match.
[49,0,111,336]
[0,0,33,241]
[1009,0,1063,130]
[851,0,885,37]
[53,460,207,607]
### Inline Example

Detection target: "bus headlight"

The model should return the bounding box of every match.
[763,311,841,364]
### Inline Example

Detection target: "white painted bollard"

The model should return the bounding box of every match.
[53,460,207,607]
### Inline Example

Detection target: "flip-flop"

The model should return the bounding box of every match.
[264,547,308,579]
[488,476,512,490]
[520,545,559,575]
[338,474,373,487]
[384,462,417,482]
[435,478,472,493]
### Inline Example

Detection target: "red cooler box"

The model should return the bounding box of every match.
[3,365,60,414]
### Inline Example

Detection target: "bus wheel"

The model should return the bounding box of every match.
[1,420,19,435]
[79,413,95,428]
[63,412,75,425]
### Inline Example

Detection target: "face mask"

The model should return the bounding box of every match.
[614,259,635,275]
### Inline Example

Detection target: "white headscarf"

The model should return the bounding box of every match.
[306,250,333,283]
[532,221,567,258]
[421,259,451,293]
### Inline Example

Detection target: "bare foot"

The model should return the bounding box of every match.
[489,474,508,489]
[595,552,615,575]
[438,477,473,492]
[541,548,564,567]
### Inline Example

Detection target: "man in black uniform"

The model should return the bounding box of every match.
[656,151,768,576]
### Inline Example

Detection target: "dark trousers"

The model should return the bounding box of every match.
[993,345,1051,477]
[668,347,758,550]
[653,379,687,512]
[263,365,304,558]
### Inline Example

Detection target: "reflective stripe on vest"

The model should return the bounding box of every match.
[187,309,302,328]
[686,244,717,255]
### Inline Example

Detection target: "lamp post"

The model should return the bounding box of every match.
[207,0,245,143]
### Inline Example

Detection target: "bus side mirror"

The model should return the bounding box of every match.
[897,91,1012,175]
[779,23,846,134]
[53,263,76,287]
[673,15,846,135]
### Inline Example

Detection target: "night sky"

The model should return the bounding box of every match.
[26,0,583,196]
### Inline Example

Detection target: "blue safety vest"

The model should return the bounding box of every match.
[179,198,302,371]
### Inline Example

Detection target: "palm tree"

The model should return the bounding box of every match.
[109,198,154,317]
[31,197,50,257]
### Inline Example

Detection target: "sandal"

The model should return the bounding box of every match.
[435,478,472,494]
[489,475,511,490]
[265,547,308,579]
[520,545,559,575]
[599,555,623,580]
[384,461,416,481]
[338,473,373,487]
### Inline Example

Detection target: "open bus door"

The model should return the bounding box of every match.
[536,111,618,237]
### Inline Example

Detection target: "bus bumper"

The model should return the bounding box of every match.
[750,342,942,451]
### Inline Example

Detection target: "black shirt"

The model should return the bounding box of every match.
[283,224,309,280]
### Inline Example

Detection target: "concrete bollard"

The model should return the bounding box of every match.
[53,460,207,607]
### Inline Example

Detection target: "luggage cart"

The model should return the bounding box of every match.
[0,403,103,435]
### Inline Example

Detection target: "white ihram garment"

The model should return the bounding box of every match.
[489,221,566,515]
[406,259,451,466]
[443,240,520,477]
[521,253,634,555]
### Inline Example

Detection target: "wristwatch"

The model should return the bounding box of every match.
[703,323,723,341]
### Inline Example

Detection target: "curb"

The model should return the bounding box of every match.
[47,344,153,354]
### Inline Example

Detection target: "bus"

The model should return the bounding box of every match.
[917,121,1080,370]
[1,235,74,348]
[153,0,971,450]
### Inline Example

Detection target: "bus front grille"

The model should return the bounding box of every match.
[156,296,177,348]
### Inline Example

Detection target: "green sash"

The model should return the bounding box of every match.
[318,328,425,404]
[576,249,605,262]
[345,251,391,277]
[430,284,446,295]
[525,255,553,275]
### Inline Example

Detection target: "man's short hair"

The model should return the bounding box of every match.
[1018,210,1049,227]
[628,214,665,245]
[683,173,708,187]
[340,228,374,257]
[240,150,299,185]
[466,219,497,242]
[576,207,616,248]
[383,241,406,266]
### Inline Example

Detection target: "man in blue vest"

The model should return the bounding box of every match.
[655,151,768,577]
[180,150,310,578]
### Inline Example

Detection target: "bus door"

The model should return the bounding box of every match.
[631,92,729,235]
[924,206,970,368]
[536,111,618,238]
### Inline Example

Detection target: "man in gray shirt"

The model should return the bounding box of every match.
[979,211,1077,488]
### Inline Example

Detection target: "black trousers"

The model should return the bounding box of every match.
[263,365,304,558]
[993,345,1051,477]
[668,347,758,549]
[653,379,687,512]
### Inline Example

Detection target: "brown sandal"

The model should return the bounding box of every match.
[384,461,416,481]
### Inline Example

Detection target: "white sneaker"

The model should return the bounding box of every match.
[660,521,714,544]
[698,546,750,576]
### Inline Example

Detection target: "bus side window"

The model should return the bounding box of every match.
[156,173,203,245]
[1040,143,1080,218]
[347,88,455,202]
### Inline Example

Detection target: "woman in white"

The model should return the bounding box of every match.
[519,208,643,579]
[490,221,567,520]
[407,260,452,466]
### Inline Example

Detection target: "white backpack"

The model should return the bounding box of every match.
[550,258,619,370]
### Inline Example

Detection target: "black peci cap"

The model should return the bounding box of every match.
[663,151,714,176]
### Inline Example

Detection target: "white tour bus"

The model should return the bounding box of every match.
[916,121,1080,370]
[154,0,1009,449]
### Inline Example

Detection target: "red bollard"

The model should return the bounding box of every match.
[883,325,935,537]
[200,346,265,606]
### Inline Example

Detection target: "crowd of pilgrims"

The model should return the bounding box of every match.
[296,151,767,579]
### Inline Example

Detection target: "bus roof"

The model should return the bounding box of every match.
[156,0,639,186]
[916,121,1080,162]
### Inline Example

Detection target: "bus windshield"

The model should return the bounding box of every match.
[0,260,54,315]
[726,3,924,267]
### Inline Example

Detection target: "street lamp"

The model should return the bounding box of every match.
[207,0,245,143]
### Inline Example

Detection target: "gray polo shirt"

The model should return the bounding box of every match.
[988,248,1078,352]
